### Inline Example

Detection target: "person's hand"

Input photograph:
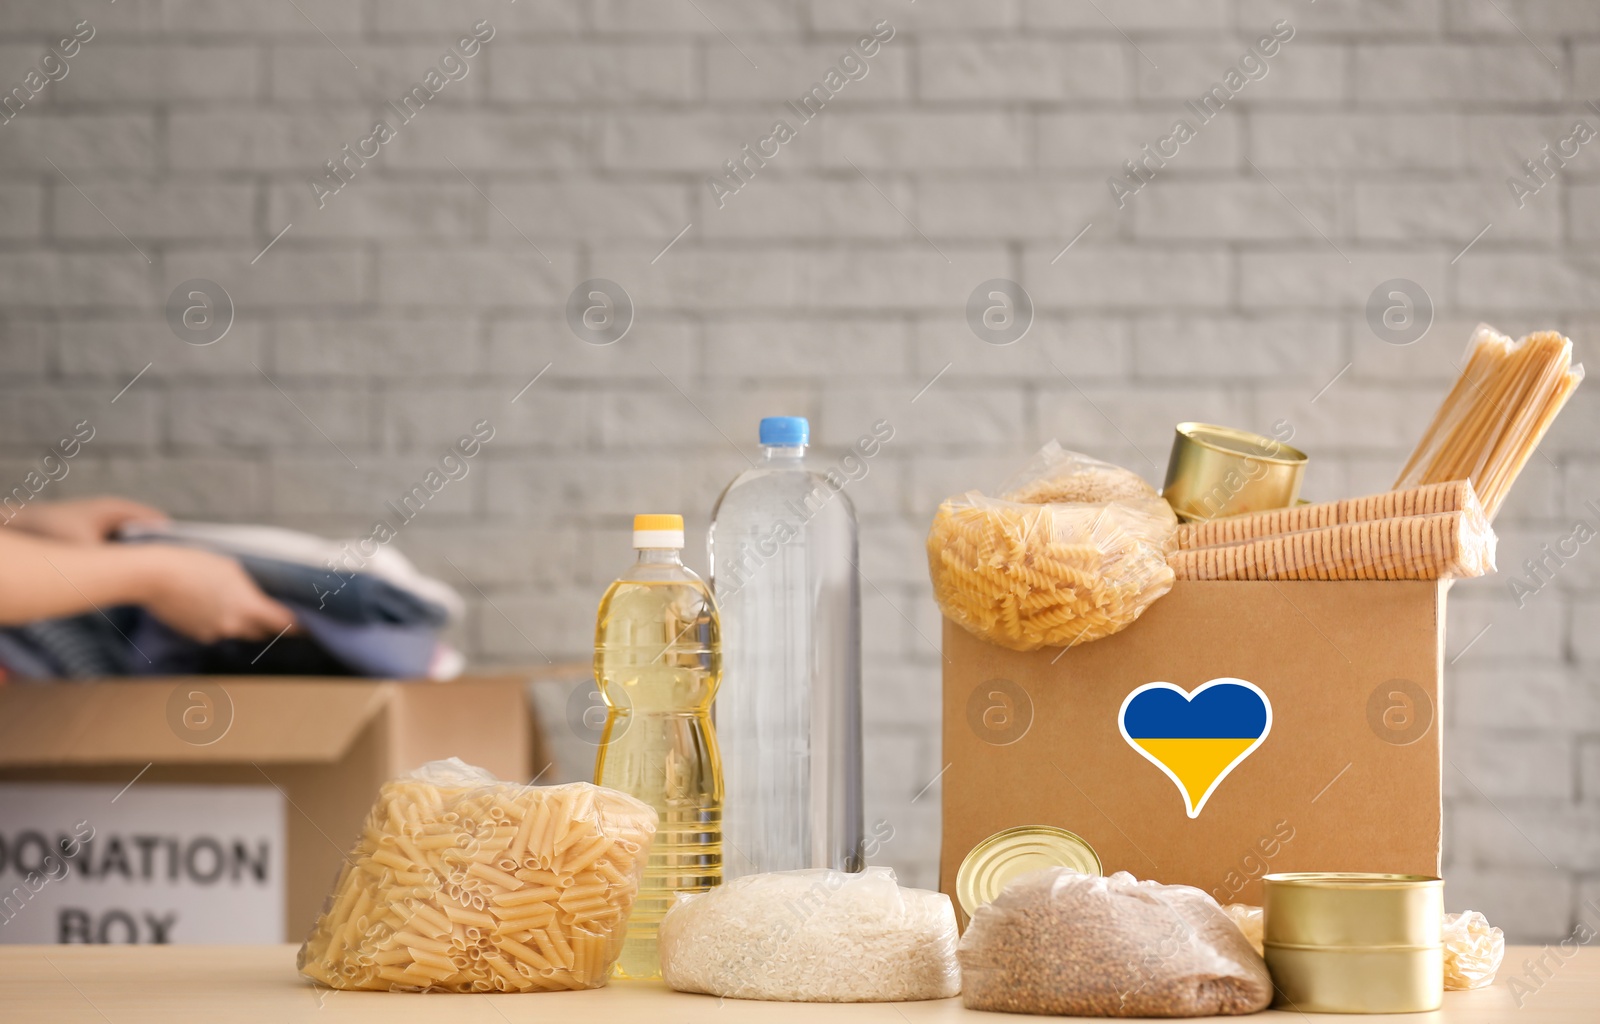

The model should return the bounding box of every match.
[136,546,297,644]
[9,497,168,544]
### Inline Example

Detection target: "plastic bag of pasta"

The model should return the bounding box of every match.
[658,867,960,1002]
[928,443,1178,651]
[960,869,1272,1017]
[298,758,656,992]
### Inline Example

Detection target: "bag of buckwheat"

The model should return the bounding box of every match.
[959,868,1271,1017]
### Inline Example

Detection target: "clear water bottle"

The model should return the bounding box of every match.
[594,514,722,980]
[708,416,863,877]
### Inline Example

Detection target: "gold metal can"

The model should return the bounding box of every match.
[1161,422,1309,522]
[955,825,1101,920]
[1262,872,1444,1014]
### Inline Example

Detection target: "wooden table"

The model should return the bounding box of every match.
[1,944,1592,1021]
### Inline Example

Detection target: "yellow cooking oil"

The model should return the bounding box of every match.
[594,514,723,980]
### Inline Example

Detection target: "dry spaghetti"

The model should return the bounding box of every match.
[1395,325,1583,520]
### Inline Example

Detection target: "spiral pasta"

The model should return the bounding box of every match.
[928,447,1178,652]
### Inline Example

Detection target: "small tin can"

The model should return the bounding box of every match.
[1162,422,1309,522]
[955,825,1101,921]
[1262,872,1444,1014]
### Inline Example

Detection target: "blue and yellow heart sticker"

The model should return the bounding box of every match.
[1118,679,1272,819]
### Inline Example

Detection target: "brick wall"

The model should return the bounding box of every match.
[3,0,1597,942]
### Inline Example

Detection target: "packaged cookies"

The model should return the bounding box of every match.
[1169,509,1496,581]
[1174,480,1485,549]
[298,758,656,992]
[928,443,1178,652]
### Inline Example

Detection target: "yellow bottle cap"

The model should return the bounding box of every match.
[633,514,683,532]
[632,514,684,549]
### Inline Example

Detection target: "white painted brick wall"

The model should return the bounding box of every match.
[2,0,1596,944]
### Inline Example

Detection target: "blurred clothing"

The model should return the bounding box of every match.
[0,603,460,681]
[0,522,467,681]
[116,520,464,625]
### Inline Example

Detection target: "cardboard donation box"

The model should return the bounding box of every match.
[0,675,542,943]
[941,580,1445,914]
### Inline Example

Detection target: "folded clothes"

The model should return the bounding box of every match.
[235,553,450,628]
[1,522,468,682]
[296,611,463,679]
[116,520,465,625]
[0,610,144,679]
[0,604,461,682]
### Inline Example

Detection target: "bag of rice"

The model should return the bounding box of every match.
[658,867,960,1002]
[960,869,1271,1017]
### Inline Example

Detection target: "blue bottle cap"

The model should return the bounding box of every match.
[759,416,809,446]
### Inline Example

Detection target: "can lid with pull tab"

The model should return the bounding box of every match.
[955,825,1102,919]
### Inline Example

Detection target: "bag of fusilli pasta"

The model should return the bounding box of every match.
[298,758,656,992]
[928,443,1178,652]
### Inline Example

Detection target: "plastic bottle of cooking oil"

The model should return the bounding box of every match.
[594,514,723,981]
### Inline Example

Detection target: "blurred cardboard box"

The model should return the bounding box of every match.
[0,674,554,942]
[941,580,1444,918]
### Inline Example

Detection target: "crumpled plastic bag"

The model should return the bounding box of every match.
[1223,903,1264,957]
[1443,910,1504,990]
[928,443,1178,652]
[959,869,1272,1017]
[658,867,960,1002]
[298,758,656,992]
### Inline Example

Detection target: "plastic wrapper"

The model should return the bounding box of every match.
[1175,480,1484,548]
[1222,903,1264,957]
[1168,508,1496,581]
[1395,324,1583,521]
[657,867,960,1002]
[298,758,656,992]
[959,869,1272,1017]
[1443,910,1504,990]
[928,444,1178,652]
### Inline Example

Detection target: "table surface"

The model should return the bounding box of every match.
[0,944,1591,1022]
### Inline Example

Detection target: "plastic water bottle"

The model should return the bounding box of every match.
[594,514,723,980]
[708,416,863,877]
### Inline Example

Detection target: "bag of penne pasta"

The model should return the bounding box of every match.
[298,758,656,992]
[928,443,1179,652]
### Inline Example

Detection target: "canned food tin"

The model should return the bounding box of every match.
[1262,872,1443,1014]
[955,825,1101,920]
[1162,422,1308,522]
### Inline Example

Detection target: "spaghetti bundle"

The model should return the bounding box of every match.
[928,445,1178,652]
[1396,325,1583,520]
[298,759,656,992]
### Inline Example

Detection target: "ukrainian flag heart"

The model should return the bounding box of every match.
[1118,679,1272,819]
